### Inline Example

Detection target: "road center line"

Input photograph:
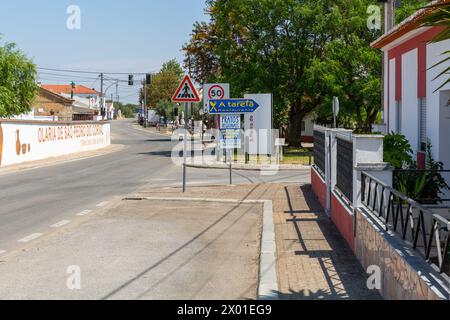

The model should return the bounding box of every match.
[76,210,92,216]
[50,220,71,228]
[18,233,44,243]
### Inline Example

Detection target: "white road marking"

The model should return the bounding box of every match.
[76,210,92,216]
[0,250,6,255]
[18,233,44,243]
[96,201,109,208]
[51,220,71,228]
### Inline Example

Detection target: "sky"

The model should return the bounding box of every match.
[0,0,209,103]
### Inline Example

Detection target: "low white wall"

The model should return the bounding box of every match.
[0,120,110,167]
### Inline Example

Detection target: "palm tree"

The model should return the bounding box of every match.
[419,1,450,91]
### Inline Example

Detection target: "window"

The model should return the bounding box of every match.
[301,121,306,132]
[396,100,402,133]
[418,98,427,151]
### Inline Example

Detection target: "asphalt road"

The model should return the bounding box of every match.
[0,119,310,254]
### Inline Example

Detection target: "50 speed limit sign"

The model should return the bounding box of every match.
[203,83,230,114]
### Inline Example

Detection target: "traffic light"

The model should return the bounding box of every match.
[146,74,152,85]
[128,75,134,86]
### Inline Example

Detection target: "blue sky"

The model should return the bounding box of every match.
[0,0,209,103]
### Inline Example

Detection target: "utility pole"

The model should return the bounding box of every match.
[116,81,119,104]
[381,0,395,126]
[100,73,104,120]
[143,80,148,128]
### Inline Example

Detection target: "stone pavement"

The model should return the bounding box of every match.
[138,183,382,300]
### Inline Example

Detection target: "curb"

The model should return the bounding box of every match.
[186,163,311,172]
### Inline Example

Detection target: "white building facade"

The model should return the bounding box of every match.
[372,4,450,171]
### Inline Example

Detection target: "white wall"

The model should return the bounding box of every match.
[0,120,110,167]
[388,58,397,133]
[383,51,389,126]
[401,49,419,153]
[427,39,450,162]
[302,113,315,137]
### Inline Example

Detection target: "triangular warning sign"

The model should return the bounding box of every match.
[172,75,201,103]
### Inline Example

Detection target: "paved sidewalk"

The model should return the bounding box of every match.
[139,183,382,300]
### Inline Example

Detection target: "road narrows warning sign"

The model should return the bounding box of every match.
[172,75,201,103]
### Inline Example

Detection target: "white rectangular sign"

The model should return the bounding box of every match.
[244,94,273,155]
[220,115,241,130]
[203,83,230,114]
[220,129,241,150]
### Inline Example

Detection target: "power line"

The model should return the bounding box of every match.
[37,67,156,76]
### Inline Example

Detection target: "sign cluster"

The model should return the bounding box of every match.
[171,75,263,151]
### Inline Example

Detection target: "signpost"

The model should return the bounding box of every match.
[219,115,241,185]
[203,83,230,162]
[203,83,230,114]
[172,75,201,193]
[333,96,340,128]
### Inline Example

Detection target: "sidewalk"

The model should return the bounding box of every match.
[135,183,382,300]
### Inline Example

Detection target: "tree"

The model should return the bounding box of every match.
[141,59,184,108]
[184,1,431,145]
[0,40,38,117]
[183,21,220,84]
[115,102,139,118]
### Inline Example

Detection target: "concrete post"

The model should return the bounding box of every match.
[352,134,392,209]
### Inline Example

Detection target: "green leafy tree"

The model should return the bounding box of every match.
[183,21,220,84]
[0,40,38,117]
[141,59,184,107]
[115,102,139,118]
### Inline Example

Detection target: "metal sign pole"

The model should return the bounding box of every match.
[183,102,189,193]
[229,149,232,185]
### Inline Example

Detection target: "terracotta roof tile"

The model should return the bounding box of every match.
[41,84,100,95]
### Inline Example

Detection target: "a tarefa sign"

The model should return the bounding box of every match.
[0,120,110,167]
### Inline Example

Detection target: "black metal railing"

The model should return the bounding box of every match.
[361,172,450,276]
[336,137,354,203]
[313,130,325,175]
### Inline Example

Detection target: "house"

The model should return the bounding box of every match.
[32,87,75,121]
[41,84,101,110]
[371,0,450,171]
[32,87,97,121]
[105,101,115,120]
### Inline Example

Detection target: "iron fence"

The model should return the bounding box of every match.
[361,172,450,277]
[313,130,325,175]
[336,137,354,203]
